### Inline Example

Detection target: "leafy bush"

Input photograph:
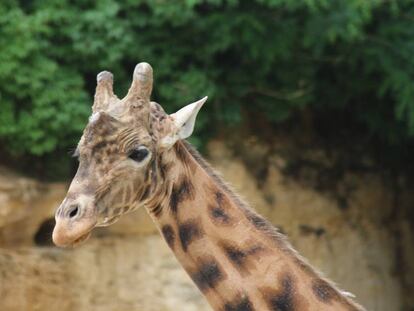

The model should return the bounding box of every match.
[0,0,413,175]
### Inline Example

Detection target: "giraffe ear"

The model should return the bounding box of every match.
[172,96,208,139]
[160,96,207,148]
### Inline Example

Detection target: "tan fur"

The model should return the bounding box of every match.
[147,141,366,311]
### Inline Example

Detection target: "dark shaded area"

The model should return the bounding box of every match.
[34,218,56,247]
[299,225,326,238]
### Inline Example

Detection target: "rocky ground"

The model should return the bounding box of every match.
[0,138,413,311]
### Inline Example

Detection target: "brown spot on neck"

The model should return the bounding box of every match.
[311,279,338,303]
[169,174,195,215]
[208,203,232,225]
[161,225,175,248]
[223,294,254,311]
[178,219,204,252]
[208,190,233,226]
[218,240,265,276]
[311,279,364,310]
[191,257,227,292]
[261,272,297,311]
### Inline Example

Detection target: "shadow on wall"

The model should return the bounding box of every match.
[34,218,55,247]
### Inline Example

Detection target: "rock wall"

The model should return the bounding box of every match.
[0,140,413,311]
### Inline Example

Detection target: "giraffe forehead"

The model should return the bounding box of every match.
[82,102,171,152]
[84,112,117,138]
[82,121,152,154]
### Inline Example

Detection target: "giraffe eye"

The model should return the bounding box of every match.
[128,147,149,162]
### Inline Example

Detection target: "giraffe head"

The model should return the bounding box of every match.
[52,62,207,247]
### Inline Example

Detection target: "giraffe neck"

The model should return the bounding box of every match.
[145,141,365,311]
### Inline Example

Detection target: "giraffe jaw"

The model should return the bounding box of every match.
[70,231,92,247]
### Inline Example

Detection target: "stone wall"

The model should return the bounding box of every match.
[0,140,413,311]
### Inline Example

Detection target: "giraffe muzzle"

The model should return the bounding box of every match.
[53,201,97,247]
[53,217,96,247]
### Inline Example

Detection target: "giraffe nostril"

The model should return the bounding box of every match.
[68,205,79,218]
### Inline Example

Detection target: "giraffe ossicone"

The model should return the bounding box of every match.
[53,62,366,311]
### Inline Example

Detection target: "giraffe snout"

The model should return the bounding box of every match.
[52,199,97,247]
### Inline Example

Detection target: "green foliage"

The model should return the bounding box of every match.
[0,0,414,175]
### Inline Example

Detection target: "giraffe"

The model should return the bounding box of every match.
[52,62,366,311]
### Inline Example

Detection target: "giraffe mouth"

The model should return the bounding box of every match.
[70,231,92,247]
